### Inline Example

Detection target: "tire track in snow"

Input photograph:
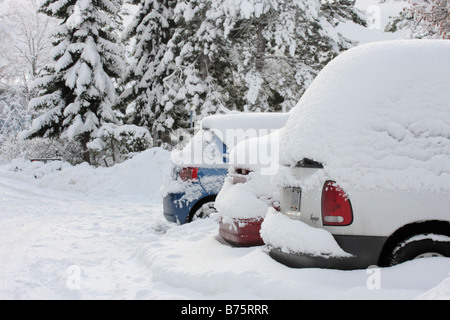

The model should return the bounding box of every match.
[0,171,167,299]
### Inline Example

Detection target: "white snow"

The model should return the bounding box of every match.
[279,39,450,194]
[260,208,352,258]
[215,172,272,220]
[201,112,289,132]
[215,130,282,221]
[1,148,450,300]
[2,0,450,302]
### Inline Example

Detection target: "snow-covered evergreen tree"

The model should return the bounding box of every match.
[22,0,126,164]
[118,0,182,147]
[162,0,233,119]
[164,0,365,121]
[118,0,364,148]
[385,0,449,39]
[121,0,230,147]
[227,0,366,112]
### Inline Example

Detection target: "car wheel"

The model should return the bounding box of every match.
[191,201,216,221]
[188,196,217,222]
[389,235,450,266]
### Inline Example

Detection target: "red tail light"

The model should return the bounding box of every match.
[179,167,198,182]
[235,167,251,175]
[321,181,353,226]
[271,200,281,212]
[231,167,253,184]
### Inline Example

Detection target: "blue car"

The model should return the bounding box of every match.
[162,112,289,224]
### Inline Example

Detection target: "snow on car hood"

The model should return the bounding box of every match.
[279,40,450,193]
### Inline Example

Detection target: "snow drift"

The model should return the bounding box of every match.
[7,148,171,201]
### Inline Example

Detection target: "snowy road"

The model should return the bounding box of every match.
[0,173,162,299]
[1,151,450,300]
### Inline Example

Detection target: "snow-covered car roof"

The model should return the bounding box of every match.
[201,112,289,132]
[201,112,289,147]
[279,40,450,193]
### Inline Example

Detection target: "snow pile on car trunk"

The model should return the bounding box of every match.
[214,171,274,221]
[279,40,450,193]
[215,131,281,221]
[260,208,352,258]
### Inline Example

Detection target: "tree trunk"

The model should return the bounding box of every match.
[256,22,266,71]
[81,132,91,164]
[199,54,210,81]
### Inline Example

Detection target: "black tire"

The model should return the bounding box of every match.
[187,195,217,222]
[389,235,450,266]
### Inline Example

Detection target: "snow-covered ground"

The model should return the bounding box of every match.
[0,148,449,300]
[1,0,449,302]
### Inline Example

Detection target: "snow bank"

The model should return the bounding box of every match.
[279,40,450,193]
[8,158,71,179]
[260,208,352,258]
[137,217,450,299]
[4,148,171,201]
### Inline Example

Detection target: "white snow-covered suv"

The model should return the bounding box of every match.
[262,40,450,269]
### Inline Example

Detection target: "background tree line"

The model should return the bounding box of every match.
[0,0,447,165]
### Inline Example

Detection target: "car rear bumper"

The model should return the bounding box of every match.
[163,192,191,224]
[269,235,388,270]
[219,218,264,247]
